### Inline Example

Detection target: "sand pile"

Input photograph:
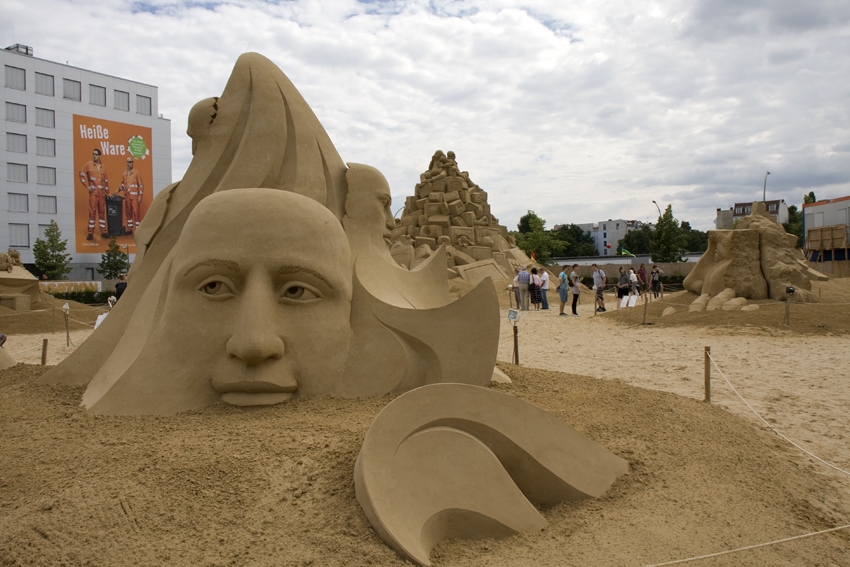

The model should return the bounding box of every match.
[1,278,849,566]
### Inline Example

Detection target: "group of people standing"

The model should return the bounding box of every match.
[513,262,664,316]
[512,266,550,310]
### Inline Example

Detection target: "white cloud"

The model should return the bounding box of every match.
[3,0,848,231]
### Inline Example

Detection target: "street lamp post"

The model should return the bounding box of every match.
[652,200,662,218]
[762,171,770,201]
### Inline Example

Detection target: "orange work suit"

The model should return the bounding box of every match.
[121,169,144,234]
[79,161,109,236]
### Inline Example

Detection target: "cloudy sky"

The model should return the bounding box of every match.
[4,0,849,230]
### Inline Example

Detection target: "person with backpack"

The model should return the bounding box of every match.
[591,264,607,312]
[650,265,663,299]
[569,264,581,316]
[558,265,569,316]
[529,268,542,310]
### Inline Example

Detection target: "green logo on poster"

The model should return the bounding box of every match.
[128,136,147,159]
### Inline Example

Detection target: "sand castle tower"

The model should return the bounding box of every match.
[389,150,532,282]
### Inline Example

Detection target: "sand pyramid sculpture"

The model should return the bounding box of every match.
[684,201,826,308]
[36,53,626,565]
[388,150,533,283]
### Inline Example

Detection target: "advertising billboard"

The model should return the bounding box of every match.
[73,115,153,254]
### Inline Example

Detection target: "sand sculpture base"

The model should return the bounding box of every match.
[355,383,628,566]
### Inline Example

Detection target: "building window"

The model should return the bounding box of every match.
[7,163,27,182]
[603,224,607,231]
[36,108,55,128]
[616,223,620,229]
[9,224,30,248]
[769,204,777,212]
[36,137,55,157]
[735,207,742,214]
[85,267,95,280]
[115,90,130,111]
[38,224,51,239]
[37,166,56,185]
[38,195,57,214]
[6,132,27,153]
[89,84,106,106]
[5,102,26,123]
[8,193,28,212]
[603,231,607,238]
[745,206,751,214]
[63,79,82,101]
[35,72,54,96]
[137,95,152,116]
[5,66,25,90]
[603,248,608,256]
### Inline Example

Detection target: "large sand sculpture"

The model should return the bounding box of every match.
[684,202,825,306]
[37,53,626,564]
[39,53,497,408]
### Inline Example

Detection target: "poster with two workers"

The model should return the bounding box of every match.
[73,115,153,254]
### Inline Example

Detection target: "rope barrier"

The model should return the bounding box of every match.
[707,352,850,476]
[8,344,42,356]
[0,306,107,318]
[67,317,96,328]
[0,308,54,318]
[644,523,850,566]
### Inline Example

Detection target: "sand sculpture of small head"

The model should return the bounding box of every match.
[153,188,353,407]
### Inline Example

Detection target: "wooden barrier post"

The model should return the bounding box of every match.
[642,293,648,325]
[41,339,48,366]
[52,306,55,333]
[512,324,519,366]
[704,346,711,403]
[64,311,70,346]
[784,294,791,326]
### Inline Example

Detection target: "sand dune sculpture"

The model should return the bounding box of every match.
[684,202,825,306]
[37,53,626,563]
[355,384,628,566]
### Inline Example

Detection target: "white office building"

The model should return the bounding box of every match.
[2,43,171,280]
[575,219,648,256]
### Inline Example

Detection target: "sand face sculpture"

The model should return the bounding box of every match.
[684,202,824,305]
[81,189,354,414]
[38,52,627,564]
[41,52,499,412]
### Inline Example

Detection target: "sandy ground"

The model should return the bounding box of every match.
[1,280,849,566]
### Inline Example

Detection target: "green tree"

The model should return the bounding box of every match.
[617,225,654,255]
[651,204,687,262]
[33,220,73,280]
[517,210,545,234]
[511,212,565,264]
[98,236,131,279]
[803,192,817,204]
[552,224,598,256]
[681,221,709,252]
[783,204,804,248]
